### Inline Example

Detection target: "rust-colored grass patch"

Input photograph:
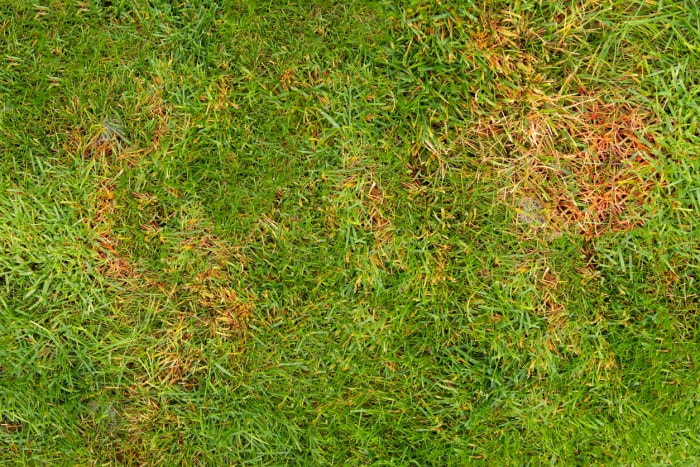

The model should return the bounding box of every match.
[1,420,22,434]
[86,182,140,283]
[471,91,659,237]
[551,98,657,236]
[185,263,254,337]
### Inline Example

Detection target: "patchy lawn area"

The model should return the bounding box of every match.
[1,0,699,464]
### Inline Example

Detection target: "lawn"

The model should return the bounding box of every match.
[1,0,699,464]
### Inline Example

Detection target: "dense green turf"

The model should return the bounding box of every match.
[1,0,699,464]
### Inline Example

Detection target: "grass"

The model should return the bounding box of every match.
[1,0,699,464]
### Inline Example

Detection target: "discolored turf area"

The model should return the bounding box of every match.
[1,1,699,464]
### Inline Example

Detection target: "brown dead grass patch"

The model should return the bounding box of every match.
[85,178,252,346]
[95,186,253,338]
[185,263,254,337]
[553,97,656,236]
[152,327,205,388]
[334,167,394,239]
[173,217,255,336]
[536,267,571,344]
[469,90,658,237]
[1,420,22,434]
[86,182,140,282]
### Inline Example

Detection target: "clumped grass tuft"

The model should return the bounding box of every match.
[1,0,699,464]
